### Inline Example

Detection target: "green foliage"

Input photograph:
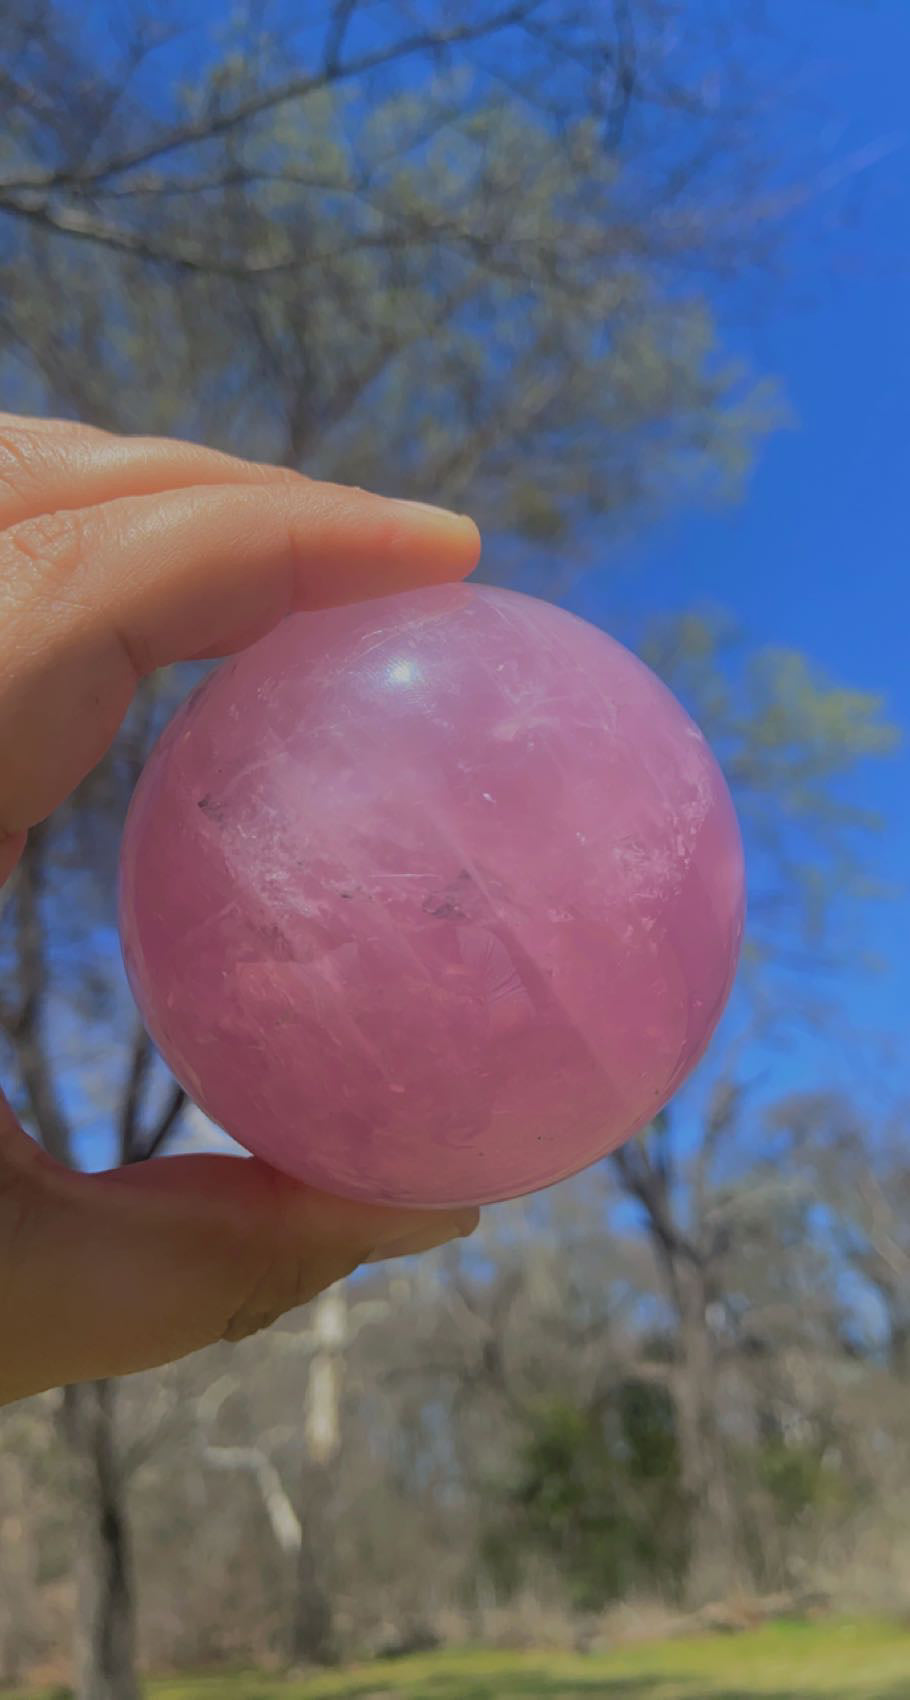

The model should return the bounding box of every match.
[486,1383,687,1609]
[758,1441,852,1528]
[640,610,899,979]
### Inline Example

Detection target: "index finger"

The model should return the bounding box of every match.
[0,476,480,872]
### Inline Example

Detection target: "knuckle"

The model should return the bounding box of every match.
[221,1249,355,1345]
[266,465,312,491]
[0,426,45,505]
[4,507,87,580]
[216,1163,363,1346]
[221,1265,292,1344]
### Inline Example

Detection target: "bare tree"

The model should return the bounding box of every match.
[0,695,187,1700]
[605,612,897,1603]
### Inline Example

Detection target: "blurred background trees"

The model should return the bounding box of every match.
[0,1,904,1695]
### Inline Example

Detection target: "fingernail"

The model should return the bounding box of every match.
[391,498,475,529]
[365,1210,479,1263]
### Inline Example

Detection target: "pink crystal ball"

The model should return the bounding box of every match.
[118,583,744,1208]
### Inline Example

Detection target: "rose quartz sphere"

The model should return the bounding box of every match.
[118,584,744,1208]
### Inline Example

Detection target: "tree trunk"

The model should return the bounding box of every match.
[290,1467,337,1668]
[61,1381,140,1700]
[673,1266,740,1606]
[289,1290,347,1667]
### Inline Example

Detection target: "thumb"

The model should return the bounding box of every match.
[0,1097,477,1403]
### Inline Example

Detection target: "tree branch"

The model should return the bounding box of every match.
[692,1076,744,1240]
[133,1082,186,1164]
[202,1443,303,1553]
[322,0,359,76]
[0,1,546,195]
[7,831,74,1166]
[118,1026,153,1165]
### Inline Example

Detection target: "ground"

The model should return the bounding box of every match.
[17,1621,910,1700]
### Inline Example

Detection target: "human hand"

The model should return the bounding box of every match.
[0,414,481,1405]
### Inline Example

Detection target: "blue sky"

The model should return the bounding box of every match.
[569,0,909,1108]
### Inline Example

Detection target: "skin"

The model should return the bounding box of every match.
[0,413,482,1407]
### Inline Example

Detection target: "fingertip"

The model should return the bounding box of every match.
[388,499,481,562]
[264,1171,479,1259]
[377,500,482,587]
[279,486,482,611]
[363,1206,481,1263]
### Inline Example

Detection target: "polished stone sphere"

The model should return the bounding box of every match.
[119,583,744,1207]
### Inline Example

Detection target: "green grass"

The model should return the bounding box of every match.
[14,1622,910,1700]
